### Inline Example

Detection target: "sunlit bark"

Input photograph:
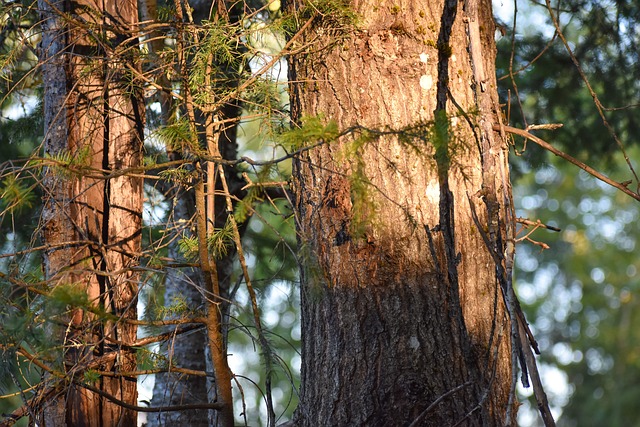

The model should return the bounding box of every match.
[290,0,514,424]
[39,0,143,424]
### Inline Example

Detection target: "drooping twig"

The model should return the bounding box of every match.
[468,194,555,427]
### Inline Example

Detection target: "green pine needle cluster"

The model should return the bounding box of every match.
[207,219,235,259]
[339,133,379,240]
[155,295,192,319]
[279,115,339,151]
[0,174,35,216]
[431,109,451,178]
[280,0,359,34]
[177,234,199,261]
[235,164,281,223]
[243,79,284,119]
[177,220,234,262]
[47,284,117,322]
[137,346,168,370]
[42,145,92,178]
[189,21,241,108]
[155,118,200,155]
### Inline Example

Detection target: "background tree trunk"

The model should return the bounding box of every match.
[144,1,246,424]
[290,0,514,425]
[39,0,143,424]
[147,137,243,427]
[146,187,210,427]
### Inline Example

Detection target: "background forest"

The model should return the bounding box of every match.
[0,0,639,426]
[496,1,640,425]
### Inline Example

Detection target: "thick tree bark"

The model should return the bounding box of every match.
[39,0,143,425]
[290,0,513,425]
[39,2,71,423]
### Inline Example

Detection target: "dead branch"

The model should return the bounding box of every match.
[496,124,640,202]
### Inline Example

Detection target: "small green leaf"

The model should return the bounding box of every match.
[178,235,199,261]
[84,369,100,384]
[207,219,234,259]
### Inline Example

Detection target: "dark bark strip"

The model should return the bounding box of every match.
[38,3,69,423]
[434,3,487,423]
[436,0,459,112]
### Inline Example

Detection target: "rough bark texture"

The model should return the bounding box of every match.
[39,0,143,424]
[39,2,71,423]
[290,0,513,425]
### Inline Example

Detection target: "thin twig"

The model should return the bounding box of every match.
[496,124,640,202]
[408,382,472,427]
[543,0,640,190]
[517,217,561,233]
[218,163,276,427]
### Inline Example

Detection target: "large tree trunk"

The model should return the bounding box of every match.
[290,0,514,425]
[39,0,143,424]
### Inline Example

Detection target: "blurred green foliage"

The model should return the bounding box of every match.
[497,1,640,425]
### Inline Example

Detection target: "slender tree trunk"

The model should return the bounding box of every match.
[144,0,245,424]
[39,3,71,423]
[39,0,143,424]
[290,0,514,425]
[143,0,210,418]
[146,56,244,427]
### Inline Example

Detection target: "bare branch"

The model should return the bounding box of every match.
[496,124,640,202]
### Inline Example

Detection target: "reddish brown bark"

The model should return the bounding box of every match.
[39,0,143,424]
